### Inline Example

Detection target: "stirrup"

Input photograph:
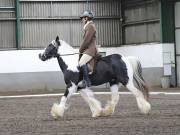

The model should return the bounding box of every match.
[78,80,91,89]
[82,80,91,88]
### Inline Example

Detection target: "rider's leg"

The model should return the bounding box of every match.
[79,54,92,87]
[81,64,91,87]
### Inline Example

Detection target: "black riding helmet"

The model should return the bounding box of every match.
[80,10,94,19]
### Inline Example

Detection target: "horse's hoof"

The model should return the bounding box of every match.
[101,102,115,116]
[92,110,102,118]
[141,102,151,114]
[51,103,64,120]
[51,113,58,120]
[101,109,112,116]
[137,97,151,114]
[51,109,59,120]
[92,114,100,118]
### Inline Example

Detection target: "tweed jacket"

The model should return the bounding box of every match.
[79,21,97,57]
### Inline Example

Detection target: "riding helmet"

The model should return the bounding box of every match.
[80,10,94,19]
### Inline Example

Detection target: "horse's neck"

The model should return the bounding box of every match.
[56,56,68,72]
[58,40,79,72]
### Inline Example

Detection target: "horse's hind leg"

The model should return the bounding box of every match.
[126,81,151,114]
[102,84,119,116]
[122,56,151,114]
[79,88,102,117]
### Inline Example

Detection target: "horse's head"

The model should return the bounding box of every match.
[39,36,61,61]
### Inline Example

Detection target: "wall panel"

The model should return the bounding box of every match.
[124,0,160,44]
[125,23,160,44]
[0,0,162,49]
[0,0,14,6]
[20,0,121,48]
[0,0,16,49]
[21,20,72,48]
[0,21,16,49]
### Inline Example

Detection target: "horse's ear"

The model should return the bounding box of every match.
[56,36,59,42]
[55,36,60,46]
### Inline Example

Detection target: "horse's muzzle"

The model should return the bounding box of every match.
[39,53,46,61]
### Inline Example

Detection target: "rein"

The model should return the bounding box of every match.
[58,52,80,56]
[57,52,96,60]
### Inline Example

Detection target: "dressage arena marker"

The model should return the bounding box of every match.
[0,92,180,99]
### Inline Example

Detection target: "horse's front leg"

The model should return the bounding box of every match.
[51,82,77,119]
[79,88,102,117]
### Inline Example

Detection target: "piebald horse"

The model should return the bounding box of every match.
[39,36,151,119]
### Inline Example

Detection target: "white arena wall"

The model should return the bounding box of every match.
[0,43,174,92]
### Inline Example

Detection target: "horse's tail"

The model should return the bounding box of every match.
[126,56,150,101]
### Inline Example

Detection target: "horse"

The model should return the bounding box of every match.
[39,36,151,119]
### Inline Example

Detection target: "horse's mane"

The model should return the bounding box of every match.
[58,40,75,54]
[58,40,79,72]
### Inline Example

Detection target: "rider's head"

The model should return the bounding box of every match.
[80,10,94,24]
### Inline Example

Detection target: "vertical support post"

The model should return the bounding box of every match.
[160,0,177,87]
[160,0,175,43]
[86,0,89,9]
[121,0,125,45]
[15,0,21,49]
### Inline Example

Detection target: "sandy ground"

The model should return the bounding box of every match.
[0,93,180,135]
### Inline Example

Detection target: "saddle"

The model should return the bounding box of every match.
[78,53,102,74]
[87,53,102,74]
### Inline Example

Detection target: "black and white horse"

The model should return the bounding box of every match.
[39,36,151,119]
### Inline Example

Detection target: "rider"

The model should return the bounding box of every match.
[79,10,98,88]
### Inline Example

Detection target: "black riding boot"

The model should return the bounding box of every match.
[81,64,91,88]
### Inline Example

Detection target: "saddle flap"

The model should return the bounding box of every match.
[88,53,102,74]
